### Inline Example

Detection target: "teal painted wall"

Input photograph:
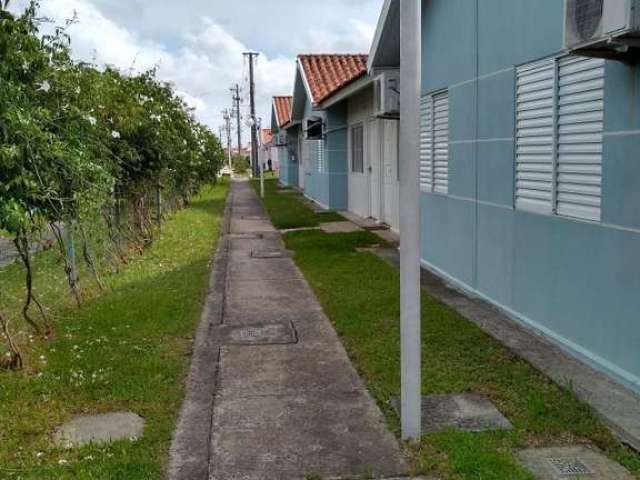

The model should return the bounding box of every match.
[279,126,299,187]
[297,93,349,210]
[421,0,640,392]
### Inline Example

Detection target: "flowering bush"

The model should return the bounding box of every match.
[0,1,223,367]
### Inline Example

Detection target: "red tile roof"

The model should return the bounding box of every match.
[273,96,293,128]
[261,128,273,145]
[298,54,368,106]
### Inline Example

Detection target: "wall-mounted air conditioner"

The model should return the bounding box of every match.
[374,69,400,119]
[565,0,640,56]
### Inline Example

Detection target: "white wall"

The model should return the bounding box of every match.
[347,86,400,230]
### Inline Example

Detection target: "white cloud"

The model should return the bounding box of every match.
[7,0,379,146]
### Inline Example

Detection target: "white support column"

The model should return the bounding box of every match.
[399,0,422,441]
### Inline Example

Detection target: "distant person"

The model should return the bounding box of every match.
[268,159,273,172]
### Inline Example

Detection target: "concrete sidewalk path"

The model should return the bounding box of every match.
[170,178,407,480]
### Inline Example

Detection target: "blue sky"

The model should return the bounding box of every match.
[8,0,384,147]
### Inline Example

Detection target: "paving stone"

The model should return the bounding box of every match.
[54,412,145,448]
[227,233,263,240]
[517,446,634,479]
[230,217,277,233]
[391,394,513,433]
[227,257,304,281]
[210,393,407,480]
[250,249,289,259]
[217,340,363,397]
[319,221,363,233]
[218,322,297,346]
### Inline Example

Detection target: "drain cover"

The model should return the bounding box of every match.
[220,322,297,345]
[547,457,593,476]
[229,233,263,239]
[251,249,285,259]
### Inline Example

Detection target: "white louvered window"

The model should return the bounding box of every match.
[516,56,605,222]
[419,90,449,193]
[316,140,325,173]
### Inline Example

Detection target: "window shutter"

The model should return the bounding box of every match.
[419,95,433,192]
[433,91,450,194]
[516,59,556,215]
[317,140,325,173]
[557,56,604,221]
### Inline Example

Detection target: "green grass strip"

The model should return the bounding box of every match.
[273,193,640,479]
[0,182,228,479]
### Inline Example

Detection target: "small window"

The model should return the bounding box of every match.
[351,125,364,173]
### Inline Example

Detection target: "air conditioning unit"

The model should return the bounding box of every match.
[565,0,640,54]
[374,69,400,119]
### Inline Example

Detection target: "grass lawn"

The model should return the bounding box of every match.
[252,178,345,228]
[0,181,228,479]
[259,181,640,479]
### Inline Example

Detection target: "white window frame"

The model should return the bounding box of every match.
[515,55,605,222]
[350,123,365,174]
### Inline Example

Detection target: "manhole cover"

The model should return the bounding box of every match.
[547,458,593,476]
[251,250,285,259]
[221,322,297,345]
[229,233,263,240]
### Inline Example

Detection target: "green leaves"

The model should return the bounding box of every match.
[0,3,223,239]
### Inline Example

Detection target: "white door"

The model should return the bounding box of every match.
[298,134,305,189]
[382,120,400,231]
[368,118,382,221]
[348,123,369,218]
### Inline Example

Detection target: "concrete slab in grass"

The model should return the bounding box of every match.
[391,394,513,433]
[518,446,634,479]
[54,412,145,448]
[320,221,362,234]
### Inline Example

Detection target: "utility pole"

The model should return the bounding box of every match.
[222,109,232,168]
[231,84,242,157]
[244,51,260,177]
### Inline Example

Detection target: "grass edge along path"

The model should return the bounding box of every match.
[253,178,345,228]
[258,178,640,479]
[0,181,229,479]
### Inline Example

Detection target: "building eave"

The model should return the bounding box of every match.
[317,75,375,110]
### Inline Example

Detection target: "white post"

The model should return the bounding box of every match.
[399,0,422,441]
[260,158,265,198]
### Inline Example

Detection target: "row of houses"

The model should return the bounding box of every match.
[269,0,640,398]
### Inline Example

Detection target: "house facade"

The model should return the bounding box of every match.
[372,0,640,394]
[271,96,296,186]
[287,54,400,230]
[258,128,278,172]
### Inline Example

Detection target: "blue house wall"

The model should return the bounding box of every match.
[280,126,299,187]
[295,88,349,210]
[421,0,640,392]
